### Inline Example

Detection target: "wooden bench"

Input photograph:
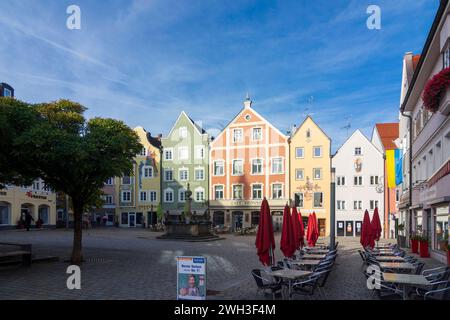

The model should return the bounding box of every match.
[0,242,32,267]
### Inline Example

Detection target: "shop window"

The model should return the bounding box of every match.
[434,206,449,251]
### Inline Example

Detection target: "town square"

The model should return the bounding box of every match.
[0,0,449,305]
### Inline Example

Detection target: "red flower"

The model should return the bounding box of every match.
[422,67,450,113]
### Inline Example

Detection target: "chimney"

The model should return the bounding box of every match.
[157,134,162,141]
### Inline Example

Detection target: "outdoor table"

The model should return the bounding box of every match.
[301,254,326,260]
[379,262,416,273]
[375,256,405,262]
[382,272,432,300]
[289,259,321,268]
[267,269,312,300]
[371,251,397,256]
[305,249,329,254]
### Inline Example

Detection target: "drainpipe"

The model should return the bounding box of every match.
[401,110,413,246]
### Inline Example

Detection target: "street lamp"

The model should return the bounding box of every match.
[330,167,336,250]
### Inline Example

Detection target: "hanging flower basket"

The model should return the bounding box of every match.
[422,67,450,113]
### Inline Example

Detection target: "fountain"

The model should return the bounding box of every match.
[158,184,220,241]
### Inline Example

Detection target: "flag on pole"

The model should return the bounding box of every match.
[386,149,402,188]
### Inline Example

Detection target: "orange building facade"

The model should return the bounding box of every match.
[209,96,289,232]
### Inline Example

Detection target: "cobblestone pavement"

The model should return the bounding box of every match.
[0,229,445,300]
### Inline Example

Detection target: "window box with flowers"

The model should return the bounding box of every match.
[422,67,450,115]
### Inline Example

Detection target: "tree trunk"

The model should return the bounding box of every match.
[71,202,83,265]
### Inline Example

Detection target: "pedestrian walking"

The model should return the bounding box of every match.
[24,211,34,231]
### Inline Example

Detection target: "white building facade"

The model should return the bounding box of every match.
[332,130,385,237]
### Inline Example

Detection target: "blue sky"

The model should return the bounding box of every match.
[0,0,439,151]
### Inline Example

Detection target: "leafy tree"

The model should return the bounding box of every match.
[0,98,142,265]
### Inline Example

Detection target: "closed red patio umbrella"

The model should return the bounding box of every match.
[280,204,296,257]
[371,207,382,243]
[291,206,301,250]
[360,210,374,249]
[255,198,275,266]
[298,210,305,248]
[310,212,319,247]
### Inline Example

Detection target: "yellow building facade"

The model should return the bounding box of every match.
[0,179,57,229]
[115,127,162,227]
[289,116,331,236]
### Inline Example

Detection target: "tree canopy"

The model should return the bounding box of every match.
[0,98,142,264]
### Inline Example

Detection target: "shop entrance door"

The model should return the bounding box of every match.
[129,213,136,227]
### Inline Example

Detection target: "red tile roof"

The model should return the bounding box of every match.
[412,55,421,72]
[375,123,399,150]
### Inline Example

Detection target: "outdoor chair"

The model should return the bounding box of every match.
[413,262,425,275]
[363,270,403,300]
[414,280,449,300]
[423,268,450,282]
[422,266,449,277]
[424,282,450,300]
[251,269,282,300]
[290,271,327,299]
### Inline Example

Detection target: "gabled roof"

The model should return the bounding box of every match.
[374,123,399,150]
[211,100,288,145]
[165,111,209,139]
[292,115,331,142]
[333,129,382,157]
[134,126,162,149]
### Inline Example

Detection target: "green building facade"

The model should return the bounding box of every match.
[161,111,209,216]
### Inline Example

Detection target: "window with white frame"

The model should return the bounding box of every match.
[313,146,322,157]
[214,185,224,199]
[354,201,363,210]
[140,191,147,202]
[195,168,204,181]
[140,147,147,156]
[195,188,205,202]
[179,169,188,181]
[252,127,262,141]
[179,127,188,139]
[272,184,283,199]
[233,128,243,143]
[337,200,342,210]
[295,168,304,180]
[214,160,224,176]
[232,159,243,175]
[271,158,283,174]
[370,200,379,210]
[143,166,153,178]
[164,149,173,161]
[164,189,174,202]
[179,189,186,202]
[370,176,379,185]
[32,181,40,190]
[295,147,304,158]
[252,159,263,174]
[149,191,157,202]
[105,178,114,185]
[252,184,262,199]
[337,176,345,186]
[354,147,362,155]
[313,168,322,180]
[121,191,131,202]
[233,185,243,199]
[444,42,450,69]
[104,195,113,204]
[178,147,188,160]
[313,192,323,208]
[195,146,205,159]
[164,169,173,181]
[354,176,363,186]
[337,200,346,210]
[295,193,304,207]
